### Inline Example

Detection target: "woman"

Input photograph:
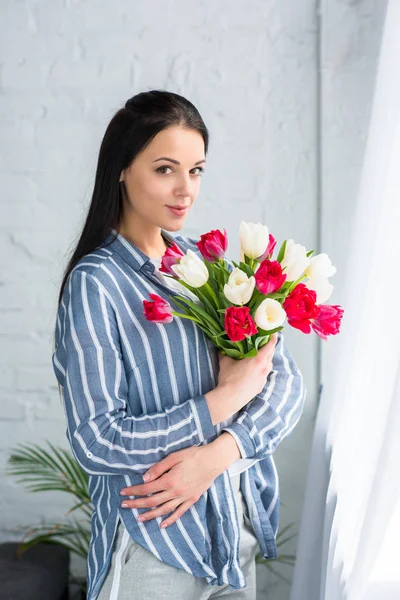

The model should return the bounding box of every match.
[52,90,306,600]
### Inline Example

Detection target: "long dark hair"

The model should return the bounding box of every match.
[55,89,209,325]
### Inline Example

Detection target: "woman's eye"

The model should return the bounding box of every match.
[156,166,204,176]
[193,167,204,176]
[156,165,173,174]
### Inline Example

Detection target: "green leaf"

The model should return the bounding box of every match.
[212,330,230,339]
[256,325,284,336]
[242,347,258,358]
[238,262,254,278]
[266,292,287,300]
[6,441,90,503]
[249,292,266,313]
[172,296,222,334]
[221,347,243,359]
[276,239,287,264]
[195,289,221,322]
[203,263,220,297]
[217,291,231,309]
[306,249,315,257]
[255,335,271,350]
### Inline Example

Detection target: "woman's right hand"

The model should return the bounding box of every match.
[216,333,279,407]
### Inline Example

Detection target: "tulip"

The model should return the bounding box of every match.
[224,306,258,342]
[282,283,319,333]
[170,249,209,288]
[159,243,185,276]
[196,228,228,262]
[239,221,270,260]
[253,298,287,331]
[280,239,310,281]
[254,260,286,295]
[303,253,336,304]
[256,234,277,261]
[305,253,337,279]
[223,268,256,305]
[306,276,334,304]
[143,294,173,323]
[311,304,344,340]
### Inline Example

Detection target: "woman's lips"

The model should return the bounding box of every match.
[166,206,188,216]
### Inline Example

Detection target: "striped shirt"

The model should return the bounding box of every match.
[51,228,306,599]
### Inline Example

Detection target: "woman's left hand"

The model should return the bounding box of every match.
[119,444,224,528]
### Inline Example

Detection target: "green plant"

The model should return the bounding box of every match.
[6,440,91,595]
[6,440,297,591]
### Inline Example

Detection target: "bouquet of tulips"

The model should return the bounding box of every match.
[143,222,344,359]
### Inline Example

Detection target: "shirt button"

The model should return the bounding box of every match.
[86,451,93,458]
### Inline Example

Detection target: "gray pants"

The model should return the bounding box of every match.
[96,472,259,599]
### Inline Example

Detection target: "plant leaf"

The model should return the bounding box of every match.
[276,240,287,264]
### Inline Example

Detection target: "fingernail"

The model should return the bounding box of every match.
[143,473,150,481]
[121,502,129,508]
[120,491,127,496]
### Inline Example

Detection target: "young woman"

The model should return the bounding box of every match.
[52,90,306,600]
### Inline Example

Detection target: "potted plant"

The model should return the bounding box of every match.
[6,441,90,598]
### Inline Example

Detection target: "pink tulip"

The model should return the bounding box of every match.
[159,243,185,277]
[254,259,286,294]
[196,228,228,262]
[256,234,277,261]
[143,294,173,323]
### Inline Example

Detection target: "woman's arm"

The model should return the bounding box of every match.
[220,330,307,461]
[211,255,306,462]
[53,268,217,478]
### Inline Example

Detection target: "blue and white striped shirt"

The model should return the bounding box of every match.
[51,228,306,599]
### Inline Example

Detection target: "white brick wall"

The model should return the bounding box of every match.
[0,1,385,597]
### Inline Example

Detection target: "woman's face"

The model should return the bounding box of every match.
[119,125,206,233]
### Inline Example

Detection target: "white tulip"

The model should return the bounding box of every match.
[280,239,310,281]
[224,268,256,305]
[254,298,287,331]
[304,253,336,280]
[303,253,336,304]
[306,276,334,304]
[240,221,270,259]
[171,249,209,288]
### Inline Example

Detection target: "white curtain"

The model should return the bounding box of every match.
[290,1,400,599]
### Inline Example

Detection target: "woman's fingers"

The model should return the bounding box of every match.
[137,497,185,523]
[160,500,194,528]
[128,495,196,529]
[121,490,172,509]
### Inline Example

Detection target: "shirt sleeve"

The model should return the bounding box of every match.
[220,330,307,460]
[52,268,216,477]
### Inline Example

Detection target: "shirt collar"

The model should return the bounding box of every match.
[100,228,188,273]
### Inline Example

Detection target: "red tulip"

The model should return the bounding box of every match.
[196,228,228,262]
[159,243,185,276]
[224,306,258,342]
[143,294,173,323]
[255,260,287,294]
[283,283,344,339]
[283,284,320,334]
